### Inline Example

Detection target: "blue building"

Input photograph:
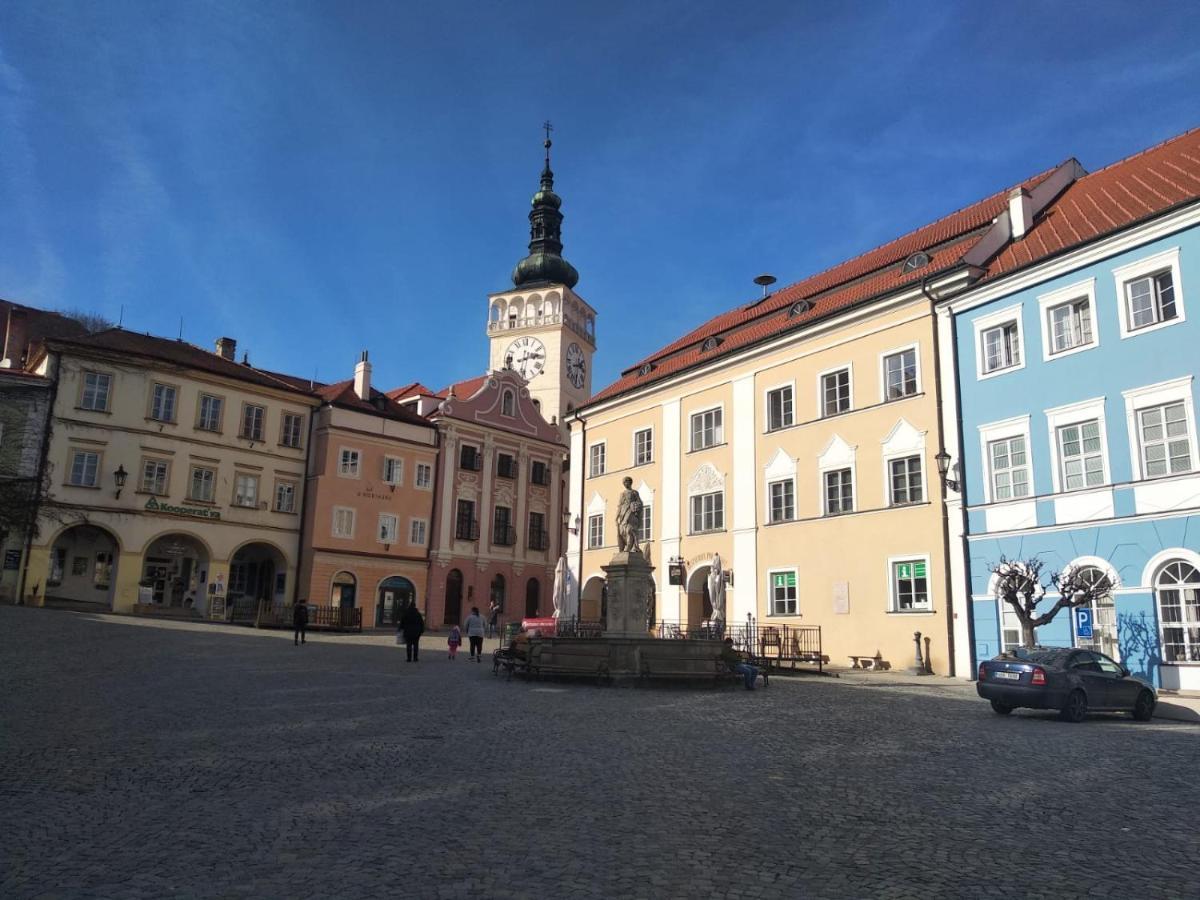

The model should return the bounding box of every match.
[938,128,1200,690]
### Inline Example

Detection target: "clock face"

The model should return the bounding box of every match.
[505,337,546,380]
[565,342,586,389]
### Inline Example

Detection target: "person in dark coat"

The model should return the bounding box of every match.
[399,603,425,662]
[293,601,309,646]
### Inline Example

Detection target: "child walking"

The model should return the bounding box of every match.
[447,624,462,660]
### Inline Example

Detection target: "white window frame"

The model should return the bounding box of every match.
[764,381,795,432]
[632,427,654,466]
[1037,278,1099,361]
[767,478,796,523]
[383,456,404,485]
[140,458,170,495]
[1121,377,1200,481]
[149,382,178,423]
[415,462,433,490]
[274,480,296,513]
[879,343,921,401]
[816,364,853,418]
[332,506,356,539]
[587,513,605,549]
[822,467,854,516]
[637,503,653,544]
[689,490,725,533]
[767,568,799,617]
[338,447,361,478]
[378,513,398,544]
[279,412,304,449]
[1044,397,1110,494]
[233,472,260,508]
[885,453,924,506]
[240,403,265,441]
[978,415,1034,504]
[409,517,428,546]
[886,553,933,613]
[188,465,216,502]
[1113,246,1185,340]
[67,449,101,487]
[589,441,607,477]
[972,303,1026,379]
[196,393,224,432]
[689,405,725,451]
[79,370,112,411]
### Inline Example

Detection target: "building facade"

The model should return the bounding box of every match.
[22,330,320,615]
[297,352,439,626]
[0,369,52,603]
[938,128,1200,689]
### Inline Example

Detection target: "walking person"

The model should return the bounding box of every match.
[399,603,425,663]
[464,606,486,662]
[293,600,309,646]
[447,624,462,661]
[487,599,500,638]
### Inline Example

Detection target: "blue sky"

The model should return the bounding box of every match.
[2,1,1198,393]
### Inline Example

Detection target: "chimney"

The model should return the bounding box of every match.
[1008,187,1033,240]
[354,350,371,401]
[215,337,236,360]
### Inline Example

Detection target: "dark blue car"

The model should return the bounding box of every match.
[977,647,1157,723]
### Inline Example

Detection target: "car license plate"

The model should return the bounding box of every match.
[994,671,1019,681]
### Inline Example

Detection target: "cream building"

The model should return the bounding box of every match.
[567,175,1060,675]
[22,329,320,616]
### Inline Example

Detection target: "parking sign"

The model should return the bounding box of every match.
[1075,607,1093,639]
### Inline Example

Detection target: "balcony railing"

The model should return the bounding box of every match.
[455,520,480,541]
[492,524,517,547]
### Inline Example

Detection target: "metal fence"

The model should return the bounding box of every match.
[254,601,363,633]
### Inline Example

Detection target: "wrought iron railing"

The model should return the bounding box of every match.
[256,601,363,633]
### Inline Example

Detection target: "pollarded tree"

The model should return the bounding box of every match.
[990,556,1114,649]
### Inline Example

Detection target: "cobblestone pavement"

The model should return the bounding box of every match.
[2,605,1198,900]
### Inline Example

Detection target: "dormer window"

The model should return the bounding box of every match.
[788,301,811,318]
[902,251,930,273]
[701,336,721,352]
[638,362,654,377]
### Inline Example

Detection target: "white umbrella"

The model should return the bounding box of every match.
[708,552,726,628]
[552,556,566,618]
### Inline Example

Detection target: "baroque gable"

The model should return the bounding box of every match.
[687,462,725,495]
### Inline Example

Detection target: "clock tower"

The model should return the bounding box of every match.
[487,127,596,429]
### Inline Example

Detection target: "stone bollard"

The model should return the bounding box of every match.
[923,636,933,674]
[910,630,928,676]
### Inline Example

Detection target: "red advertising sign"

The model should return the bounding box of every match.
[522,617,557,636]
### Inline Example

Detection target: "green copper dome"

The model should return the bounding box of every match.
[511,133,579,289]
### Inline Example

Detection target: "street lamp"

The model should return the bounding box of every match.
[934,450,960,492]
[113,465,128,499]
[563,511,580,535]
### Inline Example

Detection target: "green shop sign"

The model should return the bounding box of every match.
[896,562,926,580]
[772,572,796,589]
[145,497,222,520]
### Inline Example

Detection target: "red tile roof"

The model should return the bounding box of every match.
[386,381,439,401]
[317,379,435,428]
[439,375,488,400]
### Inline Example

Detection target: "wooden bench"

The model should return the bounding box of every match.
[848,654,887,670]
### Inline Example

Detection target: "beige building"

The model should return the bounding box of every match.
[22,330,320,616]
[566,178,1050,675]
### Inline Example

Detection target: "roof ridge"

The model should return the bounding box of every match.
[1077,124,1200,179]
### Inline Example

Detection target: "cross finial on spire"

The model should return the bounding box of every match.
[543,119,553,163]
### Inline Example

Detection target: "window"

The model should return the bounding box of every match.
[150,383,177,422]
[768,479,795,523]
[383,456,404,484]
[339,448,361,477]
[501,390,516,417]
[588,514,604,549]
[891,558,931,611]
[379,514,398,544]
[824,468,853,515]
[1138,402,1193,478]
[233,473,259,507]
[999,600,1022,653]
[459,444,481,471]
[689,491,724,533]
[637,504,653,544]
[821,369,850,417]
[197,394,223,431]
[769,570,798,616]
[1156,560,1200,663]
[1125,270,1177,331]
[1057,420,1105,490]
[332,507,356,538]
[883,349,917,400]
[280,412,304,448]
[68,450,100,487]
[528,511,549,550]
[140,459,169,495]
[888,456,923,506]
[988,436,1030,501]
[80,371,111,411]
[589,443,606,477]
[410,518,428,546]
[189,466,216,502]
[415,462,433,489]
[633,428,653,466]
[455,499,477,540]
[1072,566,1119,660]
[497,453,517,479]
[531,460,551,485]
[1047,298,1094,354]
[767,386,794,431]
[981,321,1021,373]
[274,481,296,513]
[241,404,265,441]
[690,407,723,450]
[493,506,515,545]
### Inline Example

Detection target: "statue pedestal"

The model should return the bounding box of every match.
[601,551,655,638]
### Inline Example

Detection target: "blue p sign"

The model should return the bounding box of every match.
[1075,607,1093,639]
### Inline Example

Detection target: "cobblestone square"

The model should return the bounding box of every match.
[2,605,1197,899]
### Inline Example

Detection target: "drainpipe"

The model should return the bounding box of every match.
[292,403,322,606]
[425,425,443,621]
[572,412,587,619]
[17,353,59,606]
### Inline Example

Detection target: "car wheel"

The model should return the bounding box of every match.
[1132,690,1156,722]
[989,699,1014,715]
[1059,689,1088,723]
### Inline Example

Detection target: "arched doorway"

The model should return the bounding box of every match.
[141,533,209,608]
[1155,559,1200,664]
[377,575,415,627]
[444,568,464,625]
[46,524,119,608]
[330,571,357,608]
[525,577,540,617]
[581,576,605,621]
[686,565,713,629]
[1071,564,1119,660]
[229,542,287,613]
[490,573,506,613]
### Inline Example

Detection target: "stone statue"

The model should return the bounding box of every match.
[615,476,644,555]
